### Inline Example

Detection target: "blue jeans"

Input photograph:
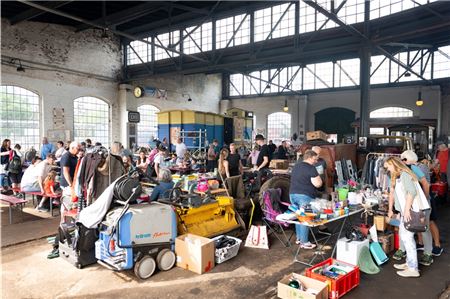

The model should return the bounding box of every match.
[290,194,314,243]
[399,217,418,270]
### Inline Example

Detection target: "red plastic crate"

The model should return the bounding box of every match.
[305,258,360,299]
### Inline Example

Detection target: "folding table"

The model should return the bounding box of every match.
[282,207,365,266]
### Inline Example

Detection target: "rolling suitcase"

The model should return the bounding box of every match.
[59,223,98,269]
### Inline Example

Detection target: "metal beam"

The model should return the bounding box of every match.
[76,2,165,32]
[281,66,301,92]
[394,50,430,82]
[359,0,370,138]
[10,1,73,25]
[214,14,249,65]
[128,43,153,76]
[171,4,210,16]
[298,0,346,53]
[125,1,290,36]
[254,2,294,58]
[18,0,210,65]
[171,1,220,49]
[303,0,433,83]
[335,61,357,86]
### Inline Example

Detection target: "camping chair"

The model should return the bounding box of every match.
[261,188,294,247]
[224,175,255,229]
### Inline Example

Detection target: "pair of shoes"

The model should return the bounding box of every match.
[297,241,317,250]
[396,268,420,278]
[419,254,434,266]
[432,246,443,256]
[38,206,49,213]
[393,249,406,260]
[416,243,424,251]
[393,263,408,270]
[47,249,59,259]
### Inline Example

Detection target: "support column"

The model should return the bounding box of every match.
[359,0,370,137]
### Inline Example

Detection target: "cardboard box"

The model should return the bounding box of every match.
[175,234,215,274]
[278,273,328,299]
[374,215,387,231]
[378,232,394,254]
[306,131,328,141]
[270,159,289,169]
[336,238,369,266]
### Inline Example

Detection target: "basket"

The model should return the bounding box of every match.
[306,258,360,299]
[211,235,242,264]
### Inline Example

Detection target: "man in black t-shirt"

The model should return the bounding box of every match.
[255,134,271,171]
[289,150,323,249]
[59,142,80,212]
[268,140,277,158]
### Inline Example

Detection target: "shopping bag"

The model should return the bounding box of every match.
[245,225,269,249]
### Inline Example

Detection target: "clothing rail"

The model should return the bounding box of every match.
[365,152,401,160]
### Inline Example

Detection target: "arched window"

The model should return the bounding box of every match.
[73,96,109,145]
[0,85,40,150]
[137,104,160,146]
[267,112,291,144]
[370,107,413,118]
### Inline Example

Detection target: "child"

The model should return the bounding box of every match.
[36,170,59,212]
[191,158,200,171]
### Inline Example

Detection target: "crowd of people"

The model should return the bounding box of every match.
[1,135,448,270]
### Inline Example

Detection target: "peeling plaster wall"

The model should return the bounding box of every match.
[1,19,122,145]
[130,73,222,113]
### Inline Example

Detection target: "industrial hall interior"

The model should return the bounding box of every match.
[1,1,450,298]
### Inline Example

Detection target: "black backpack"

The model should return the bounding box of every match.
[8,155,22,174]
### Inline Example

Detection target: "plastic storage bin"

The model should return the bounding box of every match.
[305,258,360,299]
[211,235,242,264]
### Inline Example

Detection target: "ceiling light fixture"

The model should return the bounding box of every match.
[183,93,192,102]
[16,59,25,72]
[101,28,109,39]
[283,99,289,112]
[416,91,424,107]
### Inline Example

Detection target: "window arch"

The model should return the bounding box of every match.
[0,85,40,150]
[370,107,413,118]
[73,96,109,145]
[137,104,160,147]
[267,112,291,144]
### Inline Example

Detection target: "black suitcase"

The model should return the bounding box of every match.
[59,223,98,269]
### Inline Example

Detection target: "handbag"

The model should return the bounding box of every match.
[404,209,427,233]
[245,225,269,249]
[402,180,428,233]
[395,180,430,233]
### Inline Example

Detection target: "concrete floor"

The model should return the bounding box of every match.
[1,203,449,299]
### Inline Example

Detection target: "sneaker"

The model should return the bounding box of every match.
[393,249,406,260]
[419,254,434,266]
[298,241,317,249]
[396,268,420,278]
[47,249,59,259]
[432,246,443,256]
[393,263,408,270]
[416,243,424,251]
[38,207,49,213]
[14,193,24,198]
